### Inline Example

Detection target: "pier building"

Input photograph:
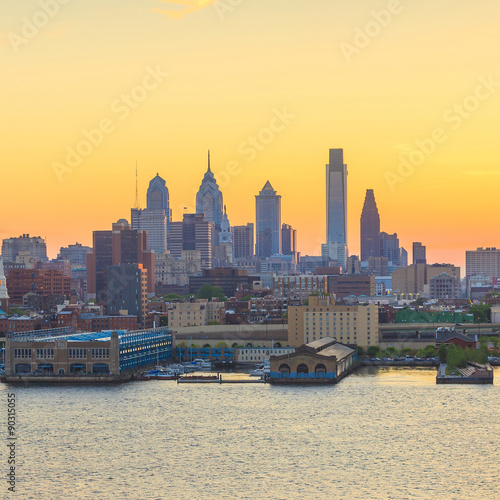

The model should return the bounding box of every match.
[4,327,172,376]
[268,337,356,384]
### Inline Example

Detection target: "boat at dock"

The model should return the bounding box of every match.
[249,360,270,377]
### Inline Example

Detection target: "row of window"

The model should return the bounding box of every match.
[14,348,32,359]
[69,349,87,359]
[36,348,54,359]
[91,348,110,359]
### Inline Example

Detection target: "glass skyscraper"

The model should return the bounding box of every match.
[326,148,347,267]
[256,181,281,258]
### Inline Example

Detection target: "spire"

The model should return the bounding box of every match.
[208,150,211,172]
[224,204,227,215]
[134,161,140,210]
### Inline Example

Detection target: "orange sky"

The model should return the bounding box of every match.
[1,0,500,269]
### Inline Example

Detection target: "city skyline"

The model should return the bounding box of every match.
[2,1,500,267]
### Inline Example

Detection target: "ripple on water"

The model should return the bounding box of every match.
[2,367,500,500]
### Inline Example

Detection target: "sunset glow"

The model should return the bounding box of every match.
[2,0,500,267]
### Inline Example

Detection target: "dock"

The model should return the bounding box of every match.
[177,374,266,384]
[436,362,494,384]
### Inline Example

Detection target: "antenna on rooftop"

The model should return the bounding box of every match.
[134,161,140,209]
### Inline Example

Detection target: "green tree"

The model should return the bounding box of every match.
[367,346,381,356]
[357,346,364,356]
[163,294,183,301]
[203,343,211,348]
[215,341,229,348]
[196,284,227,301]
[438,343,447,363]
[469,304,491,323]
[400,348,414,356]
[241,295,252,301]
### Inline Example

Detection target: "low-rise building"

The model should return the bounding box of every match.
[288,295,378,349]
[238,346,295,363]
[168,300,207,328]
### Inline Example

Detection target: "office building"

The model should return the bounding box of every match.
[155,250,201,287]
[106,263,148,325]
[466,247,500,278]
[57,243,92,266]
[233,224,254,259]
[327,274,376,298]
[380,232,400,265]
[392,263,460,295]
[131,173,171,255]
[6,268,71,305]
[87,220,155,303]
[326,149,348,267]
[360,189,380,260]
[256,181,281,257]
[189,268,259,297]
[429,273,461,299]
[281,224,297,256]
[2,234,48,263]
[413,242,427,265]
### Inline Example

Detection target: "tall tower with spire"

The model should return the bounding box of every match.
[0,255,10,313]
[360,189,381,261]
[196,150,224,229]
[214,205,233,266]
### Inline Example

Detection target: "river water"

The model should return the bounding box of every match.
[2,367,499,500]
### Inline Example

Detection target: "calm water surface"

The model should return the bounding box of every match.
[2,367,499,500]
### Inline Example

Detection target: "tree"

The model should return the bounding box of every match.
[203,343,211,348]
[469,304,491,323]
[163,294,183,301]
[241,295,252,301]
[438,343,447,363]
[196,284,227,301]
[215,341,229,348]
[367,346,381,356]
[357,346,364,356]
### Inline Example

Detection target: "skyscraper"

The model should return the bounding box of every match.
[380,232,400,265]
[256,181,281,258]
[413,242,427,265]
[196,151,223,229]
[360,189,380,261]
[326,148,347,267]
[281,224,297,256]
[131,173,171,255]
[233,224,254,259]
[87,220,155,304]
[167,214,214,270]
